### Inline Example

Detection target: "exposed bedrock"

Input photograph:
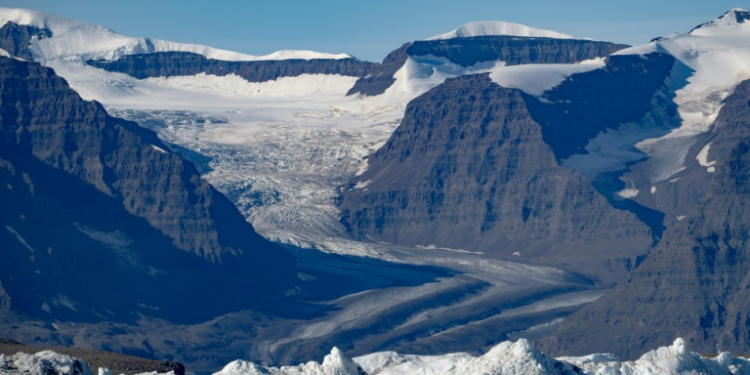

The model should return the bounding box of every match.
[539,78,750,359]
[339,73,653,284]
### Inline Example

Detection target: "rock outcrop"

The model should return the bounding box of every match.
[87,52,378,82]
[0,55,297,323]
[348,36,628,96]
[407,36,628,67]
[339,73,652,283]
[0,22,51,60]
[540,78,750,359]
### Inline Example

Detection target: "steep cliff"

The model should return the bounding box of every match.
[540,79,750,359]
[339,73,652,283]
[347,36,628,96]
[87,52,378,82]
[0,55,297,323]
[0,22,51,60]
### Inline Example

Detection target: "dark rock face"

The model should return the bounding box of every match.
[339,73,652,283]
[347,37,628,97]
[0,56,297,323]
[0,56,276,262]
[0,282,9,315]
[525,52,679,237]
[526,53,677,162]
[87,52,378,82]
[539,79,750,359]
[0,23,51,60]
[346,44,410,96]
[408,36,628,68]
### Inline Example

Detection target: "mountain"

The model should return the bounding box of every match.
[0,52,298,324]
[338,49,685,283]
[538,76,750,359]
[7,5,750,373]
[87,52,378,83]
[338,9,750,286]
[0,8,350,63]
[347,34,627,97]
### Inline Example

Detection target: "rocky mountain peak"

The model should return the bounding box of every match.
[690,8,750,33]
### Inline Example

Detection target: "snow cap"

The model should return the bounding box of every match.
[427,21,574,40]
[690,8,750,33]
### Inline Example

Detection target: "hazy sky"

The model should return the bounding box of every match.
[0,0,742,61]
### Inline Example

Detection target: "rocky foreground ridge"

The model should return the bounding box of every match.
[6,338,750,375]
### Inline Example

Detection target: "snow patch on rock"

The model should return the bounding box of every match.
[696,142,717,173]
[489,58,606,96]
[616,8,750,181]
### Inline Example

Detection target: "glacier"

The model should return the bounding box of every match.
[0,6,623,257]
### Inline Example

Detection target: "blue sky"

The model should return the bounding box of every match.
[0,0,742,61]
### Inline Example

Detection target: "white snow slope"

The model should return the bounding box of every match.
[614,8,750,182]
[217,338,750,375]
[427,21,574,40]
[0,7,350,63]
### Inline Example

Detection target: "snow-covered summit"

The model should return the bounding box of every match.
[0,7,351,63]
[690,8,750,33]
[602,7,750,186]
[427,21,574,41]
